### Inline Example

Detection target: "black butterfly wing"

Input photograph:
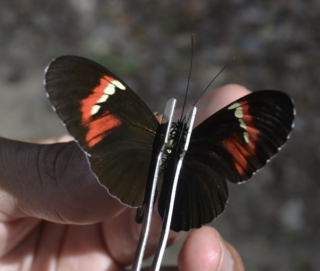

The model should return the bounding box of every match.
[160,156,229,232]
[165,90,295,231]
[45,56,158,207]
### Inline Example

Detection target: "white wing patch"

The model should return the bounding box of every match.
[228,102,250,143]
[90,79,126,117]
[91,104,101,115]
[239,119,247,130]
[228,103,241,110]
[112,80,126,90]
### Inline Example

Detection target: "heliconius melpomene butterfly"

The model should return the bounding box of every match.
[45,55,295,232]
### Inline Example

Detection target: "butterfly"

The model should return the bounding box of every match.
[45,55,295,232]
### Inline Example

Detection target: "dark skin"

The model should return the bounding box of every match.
[0,84,247,270]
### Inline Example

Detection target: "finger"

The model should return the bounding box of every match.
[0,137,126,224]
[194,84,250,126]
[101,202,184,265]
[35,134,74,144]
[178,226,244,271]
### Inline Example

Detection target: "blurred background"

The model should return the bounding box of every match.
[0,1,318,270]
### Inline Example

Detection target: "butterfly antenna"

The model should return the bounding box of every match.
[180,34,194,120]
[193,56,236,106]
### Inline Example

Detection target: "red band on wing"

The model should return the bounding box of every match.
[223,102,261,176]
[85,113,121,147]
[222,138,250,176]
[81,75,115,123]
[241,102,259,143]
[78,75,122,147]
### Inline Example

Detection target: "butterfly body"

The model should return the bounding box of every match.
[45,55,295,232]
[161,121,186,161]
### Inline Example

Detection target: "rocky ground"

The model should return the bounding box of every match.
[0,1,319,270]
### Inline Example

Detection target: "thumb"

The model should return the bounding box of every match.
[0,137,125,224]
[178,227,245,271]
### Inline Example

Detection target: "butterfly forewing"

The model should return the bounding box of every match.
[45,56,158,207]
[165,90,295,231]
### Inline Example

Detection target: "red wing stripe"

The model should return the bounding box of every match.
[85,113,121,147]
[78,75,125,147]
[222,138,248,175]
[240,102,260,143]
[81,75,125,122]
[222,132,259,176]
[244,125,259,144]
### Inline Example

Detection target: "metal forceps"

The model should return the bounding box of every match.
[131,99,197,271]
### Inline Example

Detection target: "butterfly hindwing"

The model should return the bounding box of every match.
[161,90,295,231]
[45,56,158,206]
[159,156,229,232]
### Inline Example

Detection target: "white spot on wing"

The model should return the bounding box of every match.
[228,102,241,110]
[243,131,249,143]
[235,107,243,118]
[113,80,126,90]
[87,79,126,117]
[104,84,116,95]
[239,119,247,130]
[91,105,101,115]
[97,94,109,103]
[44,62,51,75]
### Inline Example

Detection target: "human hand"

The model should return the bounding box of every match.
[0,84,246,270]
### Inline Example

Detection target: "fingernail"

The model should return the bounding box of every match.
[217,238,234,271]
